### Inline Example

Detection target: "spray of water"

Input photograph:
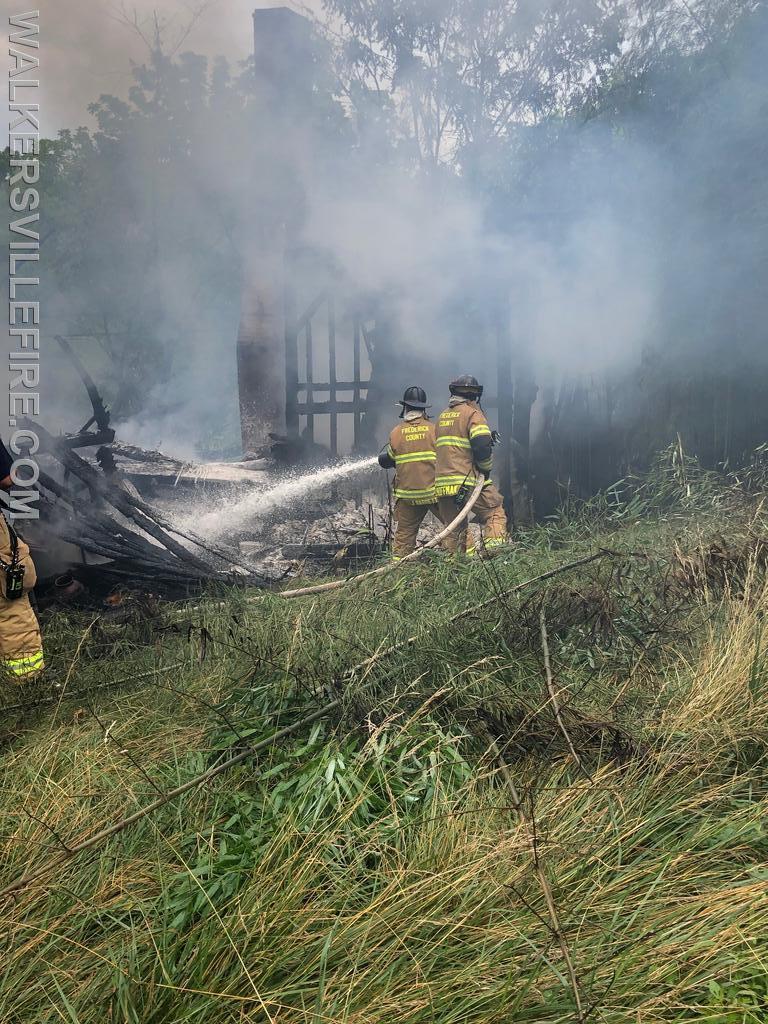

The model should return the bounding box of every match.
[189,456,379,539]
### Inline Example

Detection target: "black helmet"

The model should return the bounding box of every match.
[449,374,483,399]
[398,385,430,410]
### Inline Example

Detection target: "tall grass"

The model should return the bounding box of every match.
[1,486,768,1022]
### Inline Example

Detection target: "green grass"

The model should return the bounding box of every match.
[1,467,768,1022]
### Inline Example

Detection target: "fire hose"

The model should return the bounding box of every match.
[168,477,485,614]
[277,476,485,599]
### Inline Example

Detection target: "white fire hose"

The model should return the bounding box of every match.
[278,476,485,599]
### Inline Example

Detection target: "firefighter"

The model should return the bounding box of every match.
[378,386,442,559]
[435,374,508,556]
[0,438,44,683]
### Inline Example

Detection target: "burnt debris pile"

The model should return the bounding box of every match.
[17,339,276,599]
[19,342,393,602]
[30,421,273,595]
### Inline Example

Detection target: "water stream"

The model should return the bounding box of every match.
[188,455,379,539]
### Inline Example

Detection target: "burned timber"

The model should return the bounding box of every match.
[18,337,393,604]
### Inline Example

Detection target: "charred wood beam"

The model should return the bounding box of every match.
[129,507,214,573]
[77,514,184,565]
[495,299,514,518]
[55,335,112,434]
[85,563,213,586]
[59,429,116,450]
[30,421,212,574]
[38,442,272,584]
[54,530,166,568]
[297,399,368,414]
[95,447,264,577]
[40,501,239,583]
[108,441,185,470]
[295,289,327,333]
[38,459,271,586]
[37,469,76,509]
[285,285,299,436]
[353,317,362,447]
[36,491,183,568]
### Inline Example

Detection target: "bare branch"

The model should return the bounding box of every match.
[483,730,587,1021]
[539,608,591,780]
[107,0,219,57]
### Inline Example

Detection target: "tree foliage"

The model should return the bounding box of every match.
[327,0,626,168]
[3,0,765,470]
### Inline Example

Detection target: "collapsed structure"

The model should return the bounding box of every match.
[21,336,390,597]
[237,8,531,526]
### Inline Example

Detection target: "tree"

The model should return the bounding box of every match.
[325,0,626,171]
[9,15,353,453]
[1,47,253,448]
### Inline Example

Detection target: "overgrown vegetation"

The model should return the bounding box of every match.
[1,467,768,1021]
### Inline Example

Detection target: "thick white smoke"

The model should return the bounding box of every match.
[14,0,767,466]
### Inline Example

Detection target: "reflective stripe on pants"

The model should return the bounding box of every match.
[438,482,508,555]
[3,649,44,678]
[435,475,492,497]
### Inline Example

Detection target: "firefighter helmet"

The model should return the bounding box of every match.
[449,374,483,399]
[398,386,430,410]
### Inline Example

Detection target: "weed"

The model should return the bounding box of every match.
[1,474,768,1021]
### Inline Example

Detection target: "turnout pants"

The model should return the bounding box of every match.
[392,500,442,559]
[0,531,44,683]
[438,482,508,556]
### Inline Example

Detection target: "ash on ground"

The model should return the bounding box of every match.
[241,500,444,577]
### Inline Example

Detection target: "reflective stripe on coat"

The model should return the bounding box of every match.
[434,402,493,496]
[386,415,437,504]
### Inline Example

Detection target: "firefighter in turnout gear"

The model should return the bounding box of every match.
[378,387,442,559]
[435,375,508,556]
[0,439,44,682]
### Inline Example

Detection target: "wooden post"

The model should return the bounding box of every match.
[284,280,299,437]
[497,291,536,527]
[328,294,338,456]
[239,7,313,454]
[510,311,537,527]
[511,374,537,526]
[305,319,314,440]
[495,298,514,518]
[237,225,286,453]
[353,315,362,449]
